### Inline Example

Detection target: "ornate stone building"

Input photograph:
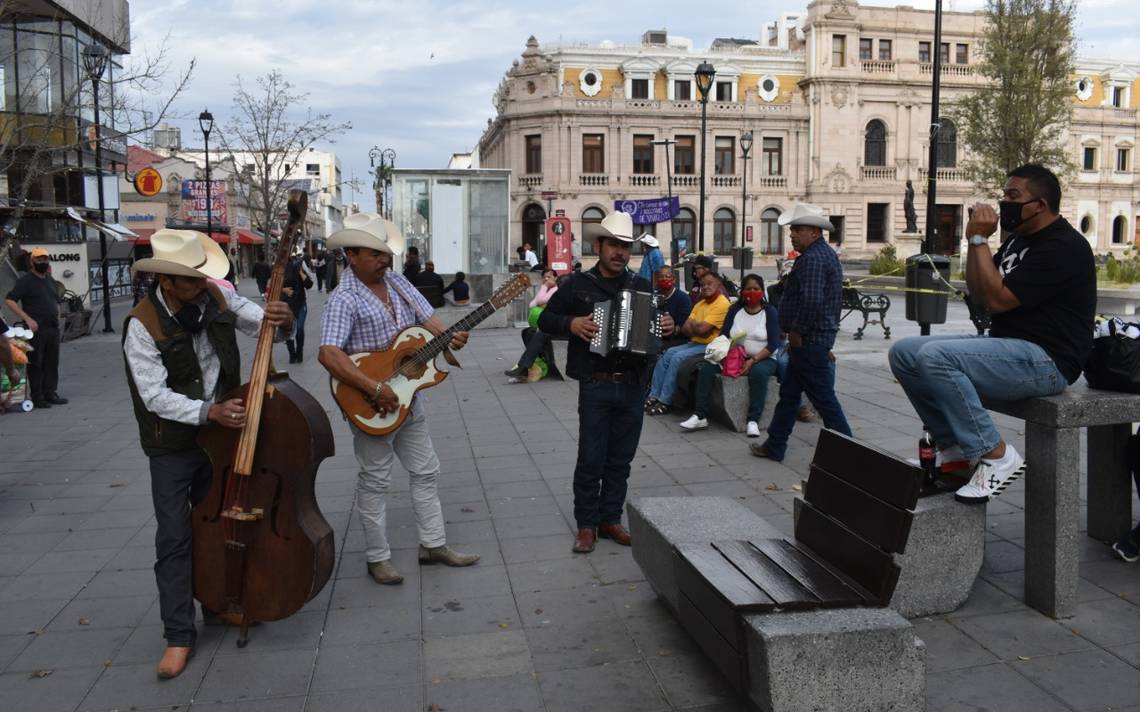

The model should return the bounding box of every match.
[477,0,1139,263]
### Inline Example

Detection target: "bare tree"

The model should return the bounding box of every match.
[948,0,1077,195]
[219,70,351,250]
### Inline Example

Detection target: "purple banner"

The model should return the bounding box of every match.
[614,196,680,225]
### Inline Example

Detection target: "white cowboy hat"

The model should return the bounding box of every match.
[584,211,637,243]
[326,213,400,256]
[639,233,660,248]
[778,203,833,231]
[131,229,229,279]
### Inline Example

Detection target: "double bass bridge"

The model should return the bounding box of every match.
[221,506,265,522]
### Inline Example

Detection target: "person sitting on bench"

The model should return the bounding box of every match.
[679,274,782,437]
[888,164,1096,503]
[505,269,559,381]
[442,271,470,305]
[655,265,692,350]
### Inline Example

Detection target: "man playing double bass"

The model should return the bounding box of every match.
[318,213,479,586]
[122,230,294,679]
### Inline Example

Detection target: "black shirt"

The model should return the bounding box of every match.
[538,266,657,381]
[990,216,1095,384]
[6,273,59,329]
[413,271,445,291]
[443,279,469,301]
[282,258,311,309]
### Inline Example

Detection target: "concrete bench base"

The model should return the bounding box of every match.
[629,497,926,711]
[746,608,925,712]
[674,370,779,433]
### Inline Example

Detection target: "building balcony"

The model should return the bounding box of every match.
[861,166,897,181]
[918,167,968,182]
[919,63,975,77]
[519,175,542,189]
[758,176,787,189]
[860,60,896,74]
[579,174,609,186]
[629,174,659,187]
[712,175,740,188]
[672,175,699,188]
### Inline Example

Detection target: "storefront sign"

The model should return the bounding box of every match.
[181,180,228,225]
[126,213,157,222]
[134,168,163,197]
[546,217,573,272]
[613,196,680,225]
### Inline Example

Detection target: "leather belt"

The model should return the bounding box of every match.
[587,371,640,384]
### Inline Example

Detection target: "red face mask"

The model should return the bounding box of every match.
[657,278,674,292]
[740,290,763,307]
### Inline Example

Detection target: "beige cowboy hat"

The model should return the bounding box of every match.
[639,233,660,248]
[132,229,229,279]
[584,211,637,243]
[778,203,834,231]
[326,212,402,256]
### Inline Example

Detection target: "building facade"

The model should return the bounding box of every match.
[478,0,1140,264]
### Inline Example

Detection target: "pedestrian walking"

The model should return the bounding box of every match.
[313,250,327,291]
[751,202,852,462]
[636,233,664,283]
[282,247,313,363]
[4,247,66,408]
[121,229,294,679]
[251,253,271,295]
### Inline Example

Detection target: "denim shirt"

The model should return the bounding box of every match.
[776,237,842,349]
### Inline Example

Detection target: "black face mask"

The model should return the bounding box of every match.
[999,199,1038,233]
[33,261,49,274]
[174,304,204,334]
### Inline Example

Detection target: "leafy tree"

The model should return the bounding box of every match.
[948,0,1077,195]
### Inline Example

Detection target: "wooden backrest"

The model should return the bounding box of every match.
[794,429,923,604]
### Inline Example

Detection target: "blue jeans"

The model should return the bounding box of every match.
[764,343,851,460]
[889,335,1066,460]
[286,302,308,356]
[649,342,706,405]
[694,358,779,422]
[573,380,646,528]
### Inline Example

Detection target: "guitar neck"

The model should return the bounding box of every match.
[420,300,496,360]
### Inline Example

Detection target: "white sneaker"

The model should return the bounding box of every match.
[746,421,761,438]
[954,445,1025,503]
[679,415,708,431]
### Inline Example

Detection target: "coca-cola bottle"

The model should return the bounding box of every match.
[919,427,937,490]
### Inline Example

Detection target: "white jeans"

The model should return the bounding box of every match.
[352,401,446,562]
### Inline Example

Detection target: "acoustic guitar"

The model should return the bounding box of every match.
[331,273,532,435]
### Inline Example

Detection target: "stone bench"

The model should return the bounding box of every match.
[673,357,778,433]
[982,382,1140,618]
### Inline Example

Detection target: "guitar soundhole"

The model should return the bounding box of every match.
[397,353,427,380]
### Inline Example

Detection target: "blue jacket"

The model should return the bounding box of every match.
[637,246,665,282]
[721,302,784,354]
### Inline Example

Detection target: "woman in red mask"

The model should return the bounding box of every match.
[680,274,783,437]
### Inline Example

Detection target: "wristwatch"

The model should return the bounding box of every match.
[968,235,989,247]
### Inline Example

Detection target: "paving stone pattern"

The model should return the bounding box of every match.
[0,277,1137,711]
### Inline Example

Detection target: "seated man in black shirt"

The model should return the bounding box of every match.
[889,164,1096,503]
[5,248,66,408]
[538,211,674,554]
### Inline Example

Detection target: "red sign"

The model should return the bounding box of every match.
[134,168,163,197]
[546,216,572,273]
[540,191,558,199]
[745,225,754,243]
[180,179,228,225]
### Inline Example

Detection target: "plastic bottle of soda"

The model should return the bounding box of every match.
[919,426,937,489]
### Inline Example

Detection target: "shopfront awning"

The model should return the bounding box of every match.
[235,228,266,246]
[90,220,139,241]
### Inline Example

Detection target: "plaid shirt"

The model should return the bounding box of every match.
[320,266,434,353]
[777,237,843,349]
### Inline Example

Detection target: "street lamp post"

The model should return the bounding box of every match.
[368,147,397,219]
[199,109,215,246]
[738,131,753,283]
[694,62,716,253]
[82,43,112,333]
[650,138,676,263]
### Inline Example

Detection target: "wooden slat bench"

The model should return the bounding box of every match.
[672,429,924,701]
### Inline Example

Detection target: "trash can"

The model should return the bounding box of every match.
[905,253,950,325]
[731,246,754,270]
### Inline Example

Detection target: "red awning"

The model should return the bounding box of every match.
[208,232,229,244]
[235,228,265,246]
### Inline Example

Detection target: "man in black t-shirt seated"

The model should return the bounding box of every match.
[888,164,1095,504]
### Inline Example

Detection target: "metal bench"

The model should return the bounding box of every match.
[673,430,923,698]
[840,283,891,340]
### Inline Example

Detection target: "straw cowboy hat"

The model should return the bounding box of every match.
[777,203,834,231]
[584,211,637,243]
[132,229,229,279]
[639,233,660,248]
[326,213,403,256]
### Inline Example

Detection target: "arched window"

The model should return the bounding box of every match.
[1080,215,1092,234]
[713,207,736,255]
[672,208,695,255]
[581,207,605,256]
[760,208,783,255]
[937,119,957,168]
[864,120,887,167]
[1113,215,1127,244]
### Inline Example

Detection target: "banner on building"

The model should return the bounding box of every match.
[546,216,573,272]
[181,180,228,225]
[613,196,680,225]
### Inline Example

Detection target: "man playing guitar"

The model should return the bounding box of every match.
[318,213,479,585]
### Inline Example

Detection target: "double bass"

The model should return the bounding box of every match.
[193,190,335,647]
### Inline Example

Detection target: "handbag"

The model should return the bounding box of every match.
[721,346,748,378]
[1085,319,1140,393]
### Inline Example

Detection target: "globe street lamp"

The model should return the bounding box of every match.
[82,42,112,333]
[694,62,716,253]
[369,147,397,219]
[738,130,753,282]
[199,109,215,249]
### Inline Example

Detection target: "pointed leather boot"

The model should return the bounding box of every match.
[157,646,194,680]
[367,559,404,585]
[418,545,480,567]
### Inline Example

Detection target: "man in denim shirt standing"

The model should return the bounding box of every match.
[751,203,851,462]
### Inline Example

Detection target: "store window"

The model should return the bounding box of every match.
[714,137,735,175]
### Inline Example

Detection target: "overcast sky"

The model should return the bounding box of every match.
[130,0,1137,210]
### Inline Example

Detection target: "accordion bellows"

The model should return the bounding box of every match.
[590,290,664,357]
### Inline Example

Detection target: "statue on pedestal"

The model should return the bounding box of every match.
[904,180,918,233]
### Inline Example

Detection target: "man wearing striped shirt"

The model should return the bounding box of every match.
[318,213,479,586]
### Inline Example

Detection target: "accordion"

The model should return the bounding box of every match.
[589,289,664,357]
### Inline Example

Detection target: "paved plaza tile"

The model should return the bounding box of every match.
[0,279,1137,711]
